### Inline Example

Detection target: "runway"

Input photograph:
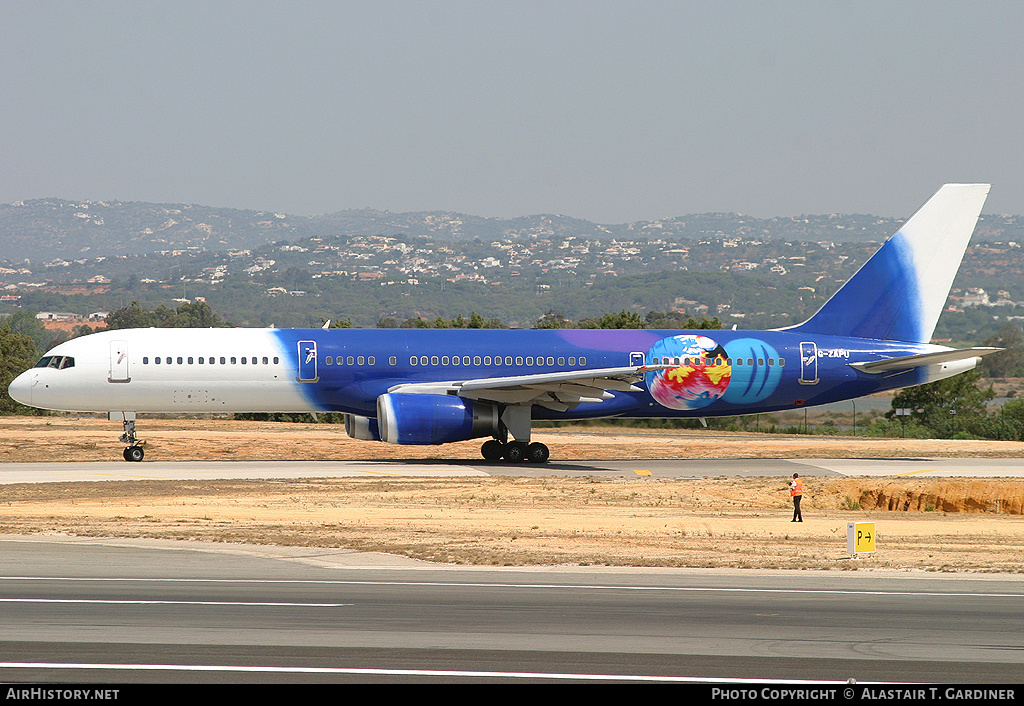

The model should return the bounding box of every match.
[5,455,1024,484]
[1,537,1023,683]
[2,457,1024,683]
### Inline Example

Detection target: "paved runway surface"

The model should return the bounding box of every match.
[1,537,1023,684]
[5,456,1024,484]
[3,457,1023,683]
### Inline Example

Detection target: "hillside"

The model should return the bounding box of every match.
[3,196,983,262]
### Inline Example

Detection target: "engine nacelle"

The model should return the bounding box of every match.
[377,393,500,445]
[344,414,381,441]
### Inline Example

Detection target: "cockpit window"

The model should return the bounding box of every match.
[34,356,74,370]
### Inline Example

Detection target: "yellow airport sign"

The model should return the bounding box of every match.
[847,522,876,555]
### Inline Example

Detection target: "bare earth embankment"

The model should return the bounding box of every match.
[1,416,1023,572]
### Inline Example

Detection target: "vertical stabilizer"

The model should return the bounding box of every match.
[787,183,990,343]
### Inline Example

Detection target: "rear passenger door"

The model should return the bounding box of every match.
[297,340,319,382]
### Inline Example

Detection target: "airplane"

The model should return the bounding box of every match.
[7,184,1001,463]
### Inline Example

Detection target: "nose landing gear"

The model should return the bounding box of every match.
[112,412,144,462]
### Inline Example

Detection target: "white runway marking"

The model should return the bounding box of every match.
[0,661,864,683]
[0,597,350,607]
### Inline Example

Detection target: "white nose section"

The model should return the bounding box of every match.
[7,371,33,406]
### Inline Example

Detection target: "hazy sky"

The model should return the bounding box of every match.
[3,1,1023,222]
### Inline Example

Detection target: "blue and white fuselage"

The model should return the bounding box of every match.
[7,184,1001,462]
[7,326,976,417]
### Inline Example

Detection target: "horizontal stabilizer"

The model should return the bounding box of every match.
[849,347,1002,373]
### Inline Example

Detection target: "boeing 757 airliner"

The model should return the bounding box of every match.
[8,184,1000,463]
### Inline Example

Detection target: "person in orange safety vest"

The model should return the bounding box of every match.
[789,473,803,522]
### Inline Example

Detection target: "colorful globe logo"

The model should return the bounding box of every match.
[647,335,731,410]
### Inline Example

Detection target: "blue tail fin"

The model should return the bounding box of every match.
[786,183,990,343]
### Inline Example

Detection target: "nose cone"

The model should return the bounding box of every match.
[7,371,32,407]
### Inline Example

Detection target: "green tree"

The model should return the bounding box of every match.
[888,369,994,438]
[534,310,575,329]
[980,323,1024,377]
[0,323,41,414]
[2,310,56,352]
[644,311,723,329]
[169,301,226,328]
[104,302,163,330]
[105,301,229,330]
[577,310,647,329]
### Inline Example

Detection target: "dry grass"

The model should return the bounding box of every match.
[2,416,1024,572]
[2,475,1023,572]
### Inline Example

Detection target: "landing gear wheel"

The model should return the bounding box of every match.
[117,416,143,462]
[526,442,550,464]
[481,439,504,461]
[503,442,527,463]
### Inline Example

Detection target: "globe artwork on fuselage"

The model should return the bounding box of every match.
[646,335,731,410]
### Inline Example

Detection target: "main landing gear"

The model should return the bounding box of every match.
[480,439,550,464]
[113,412,144,462]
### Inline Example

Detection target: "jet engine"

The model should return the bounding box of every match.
[344,414,381,441]
[376,393,500,445]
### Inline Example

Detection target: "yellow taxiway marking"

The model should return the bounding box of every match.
[633,469,652,476]
[893,469,937,477]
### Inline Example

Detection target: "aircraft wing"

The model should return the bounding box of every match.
[849,347,1002,373]
[387,364,669,411]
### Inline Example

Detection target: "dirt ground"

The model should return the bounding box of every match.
[2,415,1024,572]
